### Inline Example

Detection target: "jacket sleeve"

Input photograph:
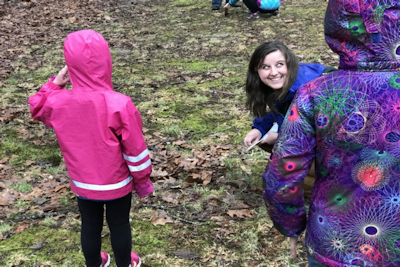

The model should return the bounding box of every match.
[291,63,326,93]
[27,78,62,128]
[263,83,315,237]
[252,113,276,136]
[117,101,153,197]
[228,0,239,5]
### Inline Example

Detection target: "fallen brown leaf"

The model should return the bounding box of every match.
[15,223,30,233]
[162,195,179,205]
[150,210,174,226]
[227,209,254,218]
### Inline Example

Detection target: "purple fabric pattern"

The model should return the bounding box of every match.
[324,0,400,71]
[263,0,400,266]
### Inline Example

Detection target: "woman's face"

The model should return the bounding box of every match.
[257,50,288,90]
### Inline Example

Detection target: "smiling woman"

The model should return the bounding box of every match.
[243,41,326,149]
[243,41,328,197]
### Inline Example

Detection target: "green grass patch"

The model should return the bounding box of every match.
[0,225,85,267]
[0,223,12,234]
[0,131,62,167]
[10,181,33,194]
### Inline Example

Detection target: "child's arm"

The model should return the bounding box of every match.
[27,66,69,127]
[118,101,154,197]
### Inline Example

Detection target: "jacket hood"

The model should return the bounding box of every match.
[324,0,400,71]
[64,30,113,91]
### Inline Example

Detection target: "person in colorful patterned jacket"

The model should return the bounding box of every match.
[224,0,280,19]
[263,0,400,266]
[28,30,151,267]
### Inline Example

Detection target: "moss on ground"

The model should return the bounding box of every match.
[0,130,61,167]
[0,225,85,267]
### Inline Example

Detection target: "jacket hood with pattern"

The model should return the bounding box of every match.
[325,0,400,71]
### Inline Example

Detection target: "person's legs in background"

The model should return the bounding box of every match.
[242,0,261,18]
[106,193,133,267]
[212,0,222,10]
[242,0,258,13]
[78,198,105,267]
[257,8,279,16]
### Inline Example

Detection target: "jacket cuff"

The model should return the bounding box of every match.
[252,125,267,136]
[48,76,64,89]
[45,77,63,90]
[134,179,154,197]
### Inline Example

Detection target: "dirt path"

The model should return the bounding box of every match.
[0,0,334,266]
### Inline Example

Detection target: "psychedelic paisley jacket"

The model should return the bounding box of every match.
[263,0,400,266]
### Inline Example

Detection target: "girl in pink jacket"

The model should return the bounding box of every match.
[28,30,151,267]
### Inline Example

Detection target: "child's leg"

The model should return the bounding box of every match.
[242,0,258,13]
[77,198,105,267]
[106,193,132,267]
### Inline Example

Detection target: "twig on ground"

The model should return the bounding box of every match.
[170,215,209,226]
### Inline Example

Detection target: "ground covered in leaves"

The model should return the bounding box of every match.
[0,0,337,266]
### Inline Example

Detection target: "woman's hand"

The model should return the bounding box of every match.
[223,3,231,9]
[261,131,278,145]
[244,129,262,147]
[53,65,70,88]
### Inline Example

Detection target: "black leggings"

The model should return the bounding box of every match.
[243,0,279,13]
[77,193,132,267]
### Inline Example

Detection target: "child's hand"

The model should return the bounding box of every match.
[244,129,262,147]
[53,65,70,88]
[223,3,230,8]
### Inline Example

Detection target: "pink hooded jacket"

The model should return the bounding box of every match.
[28,30,153,200]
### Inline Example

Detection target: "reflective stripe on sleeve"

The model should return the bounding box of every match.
[71,176,133,191]
[127,158,151,172]
[123,149,149,163]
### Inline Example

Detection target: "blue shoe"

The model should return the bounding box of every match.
[212,6,220,10]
